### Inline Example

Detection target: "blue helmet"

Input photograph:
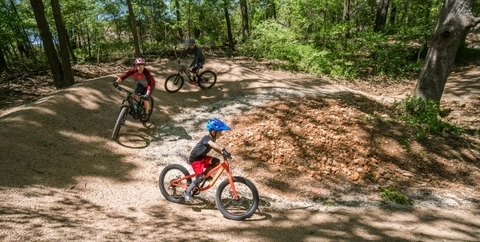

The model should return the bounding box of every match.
[206,118,231,132]
[188,38,196,45]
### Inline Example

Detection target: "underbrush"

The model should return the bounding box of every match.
[394,95,464,140]
[238,20,424,80]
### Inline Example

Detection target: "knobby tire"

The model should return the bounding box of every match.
[158,164,192,203]
[112,106,128,140]
[140,96,154,122]
[215,176,259,220]
[197,70,217,90]
[164,74,184,93]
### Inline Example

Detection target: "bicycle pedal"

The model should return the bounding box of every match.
[192,187,200,195]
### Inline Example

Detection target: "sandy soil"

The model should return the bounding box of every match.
[1,58,479,241]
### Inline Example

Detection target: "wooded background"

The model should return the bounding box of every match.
[1,0,479,99]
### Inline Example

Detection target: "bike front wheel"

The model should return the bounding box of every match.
[215,176,259,220]
[164,74,184,93]
[112,105,128,140]
[159,164,192,203]
[197,70,217,90]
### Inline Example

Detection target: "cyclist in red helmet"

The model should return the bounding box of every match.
[182,118,231,203]
[177,38,205,84]
[114,57,156,118]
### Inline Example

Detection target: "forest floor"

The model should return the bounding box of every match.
[0,56,479,241]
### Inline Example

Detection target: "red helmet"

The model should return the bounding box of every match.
[135,57,146,66]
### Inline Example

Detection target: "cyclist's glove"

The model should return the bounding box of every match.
[222,148,232,160]
[113,81,119,88]
[143,93,149,99]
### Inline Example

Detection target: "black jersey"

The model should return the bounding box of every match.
[188,135,213,162]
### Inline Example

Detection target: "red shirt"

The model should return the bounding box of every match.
[119,67,156,92]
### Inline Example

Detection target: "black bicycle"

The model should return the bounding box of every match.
[111,85,154,140]
[164,61,217,93]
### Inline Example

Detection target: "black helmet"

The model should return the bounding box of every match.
[188,38,196,45]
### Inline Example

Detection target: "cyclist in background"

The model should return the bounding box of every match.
[113,57,156,118]
[177,38,205,84]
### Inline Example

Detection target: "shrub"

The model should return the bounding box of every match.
[394,95,463,140]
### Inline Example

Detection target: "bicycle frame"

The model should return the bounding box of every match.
[170,159,241,200]
[178,61,202,82]
[116,86,146,118]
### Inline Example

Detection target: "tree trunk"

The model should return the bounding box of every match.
[390,3,396,25]
[374,0,389,32]
[7,0,34,58]
[342,0,350,49]
[240,0,249,42]
[30,0,64,89]
[174,0,183,40]
[223,2,234,51]
[127,0,141,57]
[0,47,8,71]
[414,0,480,103]
[51,0,75,87]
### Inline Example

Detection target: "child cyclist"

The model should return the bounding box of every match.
[177,38,205,84]
[183,118,231,203]
[113,57,156,118]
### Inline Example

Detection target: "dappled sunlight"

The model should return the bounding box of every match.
[227,91,480,208]
[64,87,104,110]
[22,106,58,116]
[2,58,480,241]
[57,130,106,143]
[1,114,46,128]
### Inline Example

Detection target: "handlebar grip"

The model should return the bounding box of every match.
[222,148,232,160]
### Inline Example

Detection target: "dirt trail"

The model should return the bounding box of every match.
[1,58,479,241]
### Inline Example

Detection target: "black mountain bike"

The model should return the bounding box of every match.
[111,85,154,140]
[164,61,217,93]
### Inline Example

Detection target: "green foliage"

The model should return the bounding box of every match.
[239,20,359,78]
[380,187,411,205]
[395,95,463,140]
[239,21,425,79]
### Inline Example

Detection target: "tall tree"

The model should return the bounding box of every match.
[0,47,7,71]
[223,0,234,50]
[173,0,184,40]
[30,0,64,88]
[5,0,34,58]
[240,0,249,42]
[374,0,389,32]
[50,0,74,87]
[414,0,480,103]
[126,0,141,57]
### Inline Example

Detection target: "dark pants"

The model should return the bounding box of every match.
[191,61,205,73]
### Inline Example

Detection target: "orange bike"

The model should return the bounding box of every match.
[158,150,259,220]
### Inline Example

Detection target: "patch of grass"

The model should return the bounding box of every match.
[314,197,336,206]
[400,138,411,150]
[394,95,464,140]
[380,187,411,205]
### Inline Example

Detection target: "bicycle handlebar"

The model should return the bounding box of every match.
[222,148,232,160]
[114,85,146,100]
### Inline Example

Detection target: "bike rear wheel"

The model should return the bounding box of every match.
[215,176,259,220]
[112,106,128,140]
[159,164,192,203]
[164,74,184,93]
[140,96,154,122]
[197,70,217,90]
